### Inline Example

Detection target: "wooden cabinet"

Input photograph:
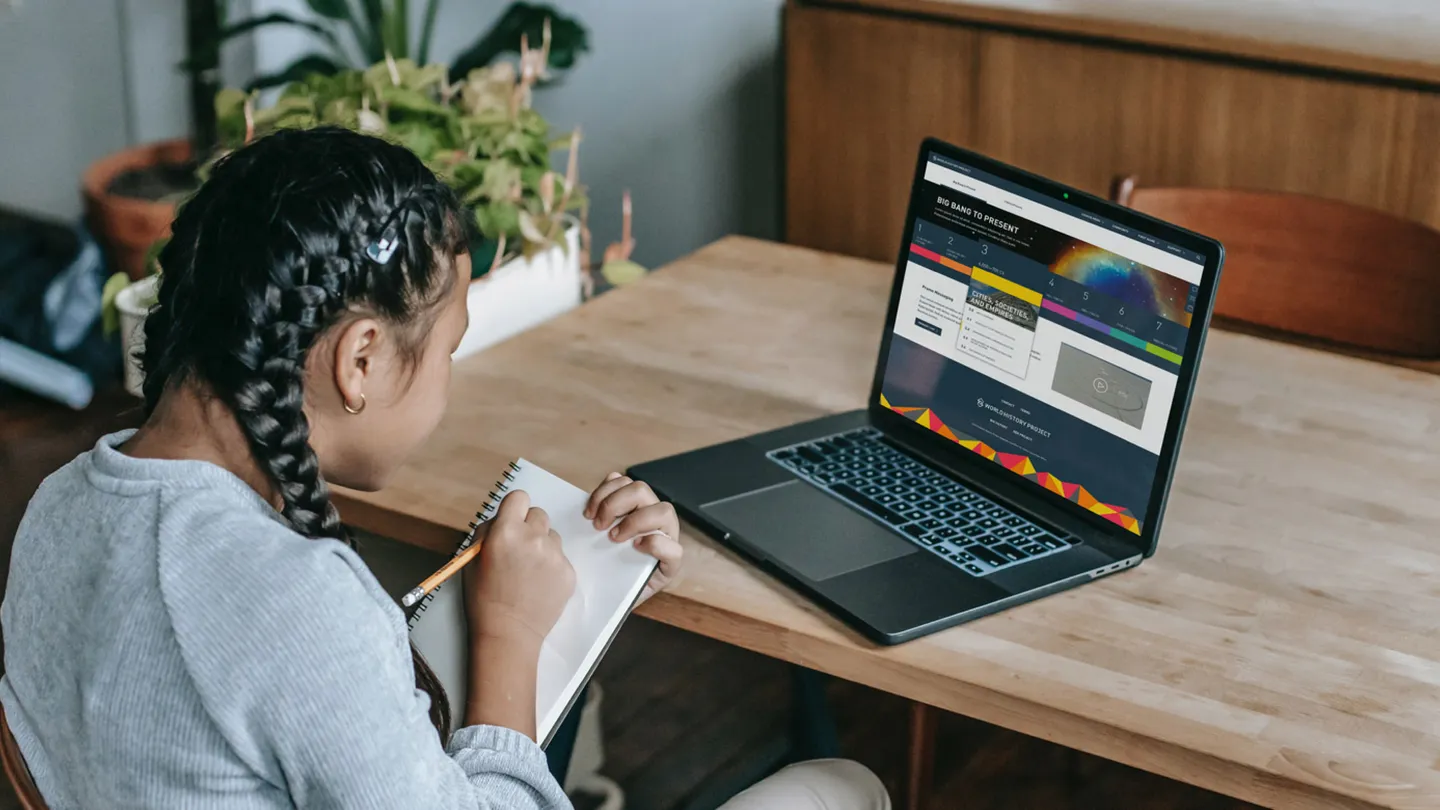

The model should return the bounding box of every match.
[785,0,1440,262]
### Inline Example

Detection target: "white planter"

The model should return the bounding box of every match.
[455,225,582,360]
[115,274,160,398]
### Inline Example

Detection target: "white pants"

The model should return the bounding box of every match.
[717,759,891,810]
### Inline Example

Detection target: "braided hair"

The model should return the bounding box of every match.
[139,127,468,740]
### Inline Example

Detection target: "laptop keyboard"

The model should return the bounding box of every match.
[767,428,1077,577]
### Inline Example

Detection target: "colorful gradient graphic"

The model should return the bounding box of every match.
[907,243,1183,365]
[882,393,1142,535]
[1050,244,1193,328]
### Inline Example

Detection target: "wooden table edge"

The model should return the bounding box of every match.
[334,489,1388,810]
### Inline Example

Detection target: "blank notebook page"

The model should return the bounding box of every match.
[407,459,657,745]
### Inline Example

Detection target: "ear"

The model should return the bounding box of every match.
[330,317,383,411]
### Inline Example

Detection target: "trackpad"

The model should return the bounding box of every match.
[703,482,918,582]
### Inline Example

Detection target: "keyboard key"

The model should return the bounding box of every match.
[876,462,895,472]
[830,483,906,524]
[961,525,986,538]
[876,493,899,505]
[797,447,826,464]
[916,500,939,511]
[1038,534,1065,549]
[957,550,975,562]
[967,545,1005,566]
[958,510,982,522]
[978,534,1002,546]
[861,484,884,497]
[1022,543,1047,555]
[932,509,955,520]
[918,518,942,530]
[887,484,909,494]
[977,518,1000,529]
[901,508,925,521]
[1019,525,1043,537]
[935,527,959,539]
[933,493,957,505]
[994,527,1019,539]
[993,543,1024,562]
[917,485,938,496]
[902,523,925,538]
[964,563,984,575]
[1002,516,1027,528]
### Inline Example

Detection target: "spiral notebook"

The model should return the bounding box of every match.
[406,459,657,746]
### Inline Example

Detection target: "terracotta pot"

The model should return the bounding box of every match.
[81,139,190,281]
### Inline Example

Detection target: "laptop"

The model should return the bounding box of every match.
[628,138,1225,644]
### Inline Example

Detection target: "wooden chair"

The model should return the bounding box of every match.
[0,704,48,810]
[1111,176,1440,358]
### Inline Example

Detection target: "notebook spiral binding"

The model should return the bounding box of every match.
[405,460,521,628]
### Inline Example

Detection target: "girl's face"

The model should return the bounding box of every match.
[307,252,472,491]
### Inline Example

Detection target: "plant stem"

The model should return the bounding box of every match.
[186,0,223,157]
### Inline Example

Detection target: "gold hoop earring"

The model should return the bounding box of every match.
[344,394,366,415]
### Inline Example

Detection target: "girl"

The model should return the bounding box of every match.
[0,128,887,808]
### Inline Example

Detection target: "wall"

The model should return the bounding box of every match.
[253,0,784,269]
[0,0,253,221]
[0,1,131,219]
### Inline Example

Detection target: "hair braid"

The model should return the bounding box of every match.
[139,128,469,741]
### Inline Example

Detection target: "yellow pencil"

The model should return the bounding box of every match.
[400,540,483,608]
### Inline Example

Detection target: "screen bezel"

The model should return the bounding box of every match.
[867,137,1225,556]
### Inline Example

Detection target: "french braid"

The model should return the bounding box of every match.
[139,128,468,740]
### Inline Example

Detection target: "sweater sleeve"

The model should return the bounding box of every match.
[156,503,571,810]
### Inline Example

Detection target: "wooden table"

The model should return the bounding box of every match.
[335,237,1440,810]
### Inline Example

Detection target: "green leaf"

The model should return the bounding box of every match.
[468,234,500,279]
[601,259,648,287]
[474,199,521,240]
[359,0,387,57]
[387,121,444,161]
[213,12,350,66]
[416,0,442,64]
[304,0,351,19]
[246,53,345,91]
[448,2,591,82]
[100,272,131,338]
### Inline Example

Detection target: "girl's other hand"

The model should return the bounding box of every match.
[584,473,683,603]
[464,489,576,649]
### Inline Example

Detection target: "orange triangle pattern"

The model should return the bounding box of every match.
[883,394,1140,535]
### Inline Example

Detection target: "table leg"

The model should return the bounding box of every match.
[904,702,937,810]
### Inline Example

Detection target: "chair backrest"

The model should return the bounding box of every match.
[1111,176,1440,358]
[0,704,49,810]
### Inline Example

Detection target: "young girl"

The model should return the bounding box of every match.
[0,128,888,808]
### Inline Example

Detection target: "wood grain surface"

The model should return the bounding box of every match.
[334,237,1440,810]
[784,2,1440,262]
[805,0,1440,86]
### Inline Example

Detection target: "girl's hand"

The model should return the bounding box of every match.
[584,473,683,603]
[464,489,576,648]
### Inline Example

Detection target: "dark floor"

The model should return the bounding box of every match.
[0,389,1259,810]
[592,617,1258,810]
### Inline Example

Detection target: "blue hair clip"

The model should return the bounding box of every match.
[365,236,399,264]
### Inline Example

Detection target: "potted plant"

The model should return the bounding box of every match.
[85,0,587,282]
[212,30,644,359]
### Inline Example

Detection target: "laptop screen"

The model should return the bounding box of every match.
[878,152,1207,536]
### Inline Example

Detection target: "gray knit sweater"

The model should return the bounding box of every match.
[0,430,570,809]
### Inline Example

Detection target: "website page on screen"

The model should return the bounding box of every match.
[881,153,1206,535]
